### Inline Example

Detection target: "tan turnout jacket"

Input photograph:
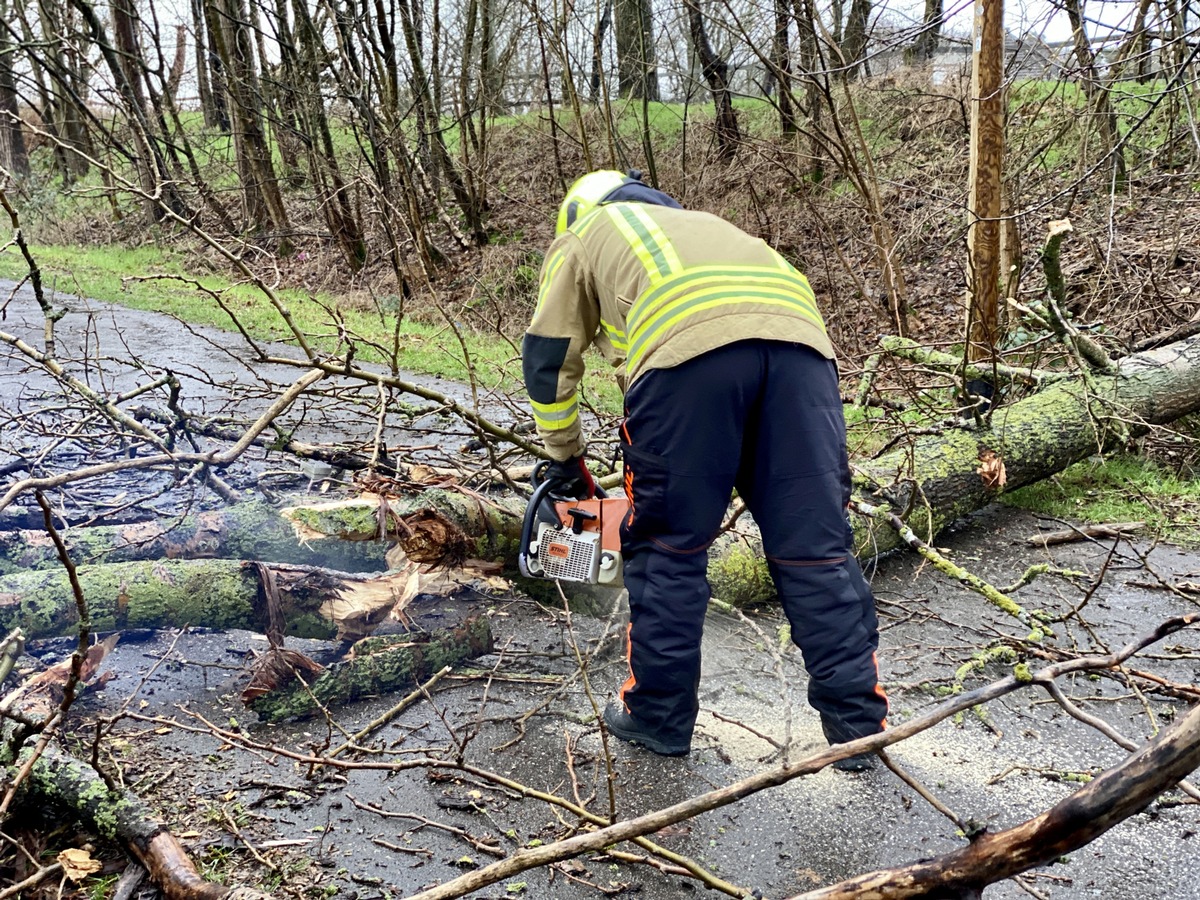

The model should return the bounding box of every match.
[522,203,833,460]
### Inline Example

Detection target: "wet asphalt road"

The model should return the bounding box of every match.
[34,504,1199,900]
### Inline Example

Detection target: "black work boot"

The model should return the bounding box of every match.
[602,702,690,757]
[820,715,877,772]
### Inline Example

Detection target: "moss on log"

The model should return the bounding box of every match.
[0,501,388,577]
[5,740,267,900]
[247,616,493,722]
[0,560,421,641]
[281,490,525,561]
[855,335,1200,557]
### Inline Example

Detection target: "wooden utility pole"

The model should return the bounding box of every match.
[966,0,1004,361]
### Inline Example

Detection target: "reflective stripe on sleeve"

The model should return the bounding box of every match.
[600,318,628,353]
[530,395,579,431]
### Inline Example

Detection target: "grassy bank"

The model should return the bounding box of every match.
[1004,454,1200,546]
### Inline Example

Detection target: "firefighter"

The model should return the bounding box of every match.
[522,170,888,768]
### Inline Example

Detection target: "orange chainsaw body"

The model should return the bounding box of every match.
[529,496,629,585]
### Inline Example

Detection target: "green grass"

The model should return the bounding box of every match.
[1003,454,1200,545]
[0,241,624,414]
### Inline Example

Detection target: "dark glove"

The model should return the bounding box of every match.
[543,454,596,499]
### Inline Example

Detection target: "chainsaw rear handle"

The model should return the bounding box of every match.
[518,460,606,578]
[530,458,607,500]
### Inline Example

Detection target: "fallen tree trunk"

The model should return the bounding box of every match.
[2,657,271,900]
[855,334,1200,555]
[6,336,1199,624]
[246,617,493,722]
[285,338,1200,594]
[13,743,272,900]
[0,501,388,576]
[0,560,416,641]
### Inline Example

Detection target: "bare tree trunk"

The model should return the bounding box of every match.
[190,0,217,126]
[615,0,658,100]
[965,0,1005,363]
[795,0,826,180]
[320,0,424,287]
[396,0,486,244]
[111,0,149,115]
[0,0,28,177]
[166,23,187,98]
[67,0,189,220]
[261,0,305,188]
[288,0,367,269]
[684,0,740,159]
[1062,0,1128,187]
[21,1,92,180]
[909,0,943,64]
[204,0,290,239]
[591,0,613,102]
[772,0,796,135]
[841,0,871,77]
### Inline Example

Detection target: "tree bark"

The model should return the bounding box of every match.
[909,0,943,64]
[0,0,29,177]
[67,0,189,219]
[6,743,270,900]
[1062,0,1127,187]
[857,335,1200,554]
[204,0,290,237]
[841,0,871,77]
[6,337,1200,630]
[0,559,416,641]
[283,0,366,269]
[684,0,740,159]
[0,501,388,575]
[22,1,92,181]
[966,0,1004,362]
[246,617,493,722]
[590,0,613,102]
[772,0,796,135]
[615,0,658,100]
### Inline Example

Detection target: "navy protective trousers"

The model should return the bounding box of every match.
[617,339,888,749]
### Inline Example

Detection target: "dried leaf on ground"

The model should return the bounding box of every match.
[58,847,102,881]
[241,648,325,702]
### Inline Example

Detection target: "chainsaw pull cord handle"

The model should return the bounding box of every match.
[518,471,556,579]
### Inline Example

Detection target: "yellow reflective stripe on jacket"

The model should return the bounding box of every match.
[606,205,683,281]
[627,266,822,339]
[536,247,568,314]
[571,206,607,239]
[626,268,825,373]
[627,293,825,372]
[600,318,628,353]
[530,395,579,431]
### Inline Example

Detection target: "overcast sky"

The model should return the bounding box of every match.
[904,0,1181,44]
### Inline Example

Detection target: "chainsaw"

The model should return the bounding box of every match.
[518,460,629,586]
